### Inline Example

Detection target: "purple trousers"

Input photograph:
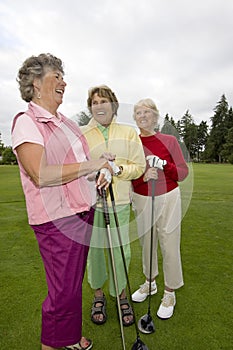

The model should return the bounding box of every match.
[31,208,94,348]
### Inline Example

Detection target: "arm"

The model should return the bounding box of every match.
[146,135,189,182]
[163,138,189,182]
[16,142,112,187]
[117,128,146,181]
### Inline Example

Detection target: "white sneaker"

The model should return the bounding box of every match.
[157,291,176,319]
[131,281,157,302]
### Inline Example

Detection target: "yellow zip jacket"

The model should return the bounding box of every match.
[81,117,146,206]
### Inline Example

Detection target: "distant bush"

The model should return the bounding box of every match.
[1,147,17,165]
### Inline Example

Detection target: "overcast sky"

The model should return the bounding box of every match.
[0,0,232,146]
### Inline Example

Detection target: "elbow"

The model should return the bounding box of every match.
[30,173,46,188]
[178,168,189,181]
[30,175,41,188]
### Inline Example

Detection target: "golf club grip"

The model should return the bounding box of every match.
[102,189,110,225]
[109,183,115,202]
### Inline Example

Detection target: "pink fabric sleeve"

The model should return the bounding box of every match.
[11,114,44,150]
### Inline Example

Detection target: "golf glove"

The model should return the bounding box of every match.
[108,161,122,176]
[146,155,167,170]
[100,168,112,183]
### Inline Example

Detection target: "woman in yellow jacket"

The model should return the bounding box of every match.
[81,85,145,327]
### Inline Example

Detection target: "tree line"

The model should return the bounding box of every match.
[161,94,233,163]
[1,94,232,165]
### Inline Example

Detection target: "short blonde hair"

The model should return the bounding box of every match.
[133,98,159,119]
[87,85,119,116]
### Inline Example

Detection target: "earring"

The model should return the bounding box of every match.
[37,92,41,99]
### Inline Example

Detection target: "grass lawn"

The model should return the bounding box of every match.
[0,164,232,349]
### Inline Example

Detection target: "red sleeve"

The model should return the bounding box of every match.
[163,136,189,182]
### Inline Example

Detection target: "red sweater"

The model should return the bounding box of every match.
[132,132,189,196]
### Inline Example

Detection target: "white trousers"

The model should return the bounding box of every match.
[132,187,184,290]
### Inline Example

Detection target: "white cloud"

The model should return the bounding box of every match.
[0,0,232,145]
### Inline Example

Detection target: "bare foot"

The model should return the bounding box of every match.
[80,337,92,348]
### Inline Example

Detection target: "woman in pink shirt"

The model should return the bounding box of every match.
[131,98,189,320]
[11,53,112,350]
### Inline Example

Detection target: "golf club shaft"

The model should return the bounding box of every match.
[109,185,152,345]
[109,184,140,338]
[148,178,156,314]
[102,189,126,350]
[109,184,133,296]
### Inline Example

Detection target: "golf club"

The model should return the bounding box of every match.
[138,159,157,334]
[101,188,126,350]
[109,184,149,350]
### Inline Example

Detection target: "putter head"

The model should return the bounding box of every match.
[138,313,155,334]
[131,336,149,350]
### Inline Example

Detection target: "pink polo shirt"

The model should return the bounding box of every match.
[12,102,96,225]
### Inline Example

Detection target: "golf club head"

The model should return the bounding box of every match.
[138,313,155,334]
[131,336,149,350]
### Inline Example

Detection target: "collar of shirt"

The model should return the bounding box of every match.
[29,101,62,127]
[97,123,110,143]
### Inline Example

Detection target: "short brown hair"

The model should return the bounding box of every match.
[87,85,119,116]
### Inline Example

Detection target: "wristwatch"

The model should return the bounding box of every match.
[116,166,123,176]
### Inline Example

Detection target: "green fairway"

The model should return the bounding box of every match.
[0,164,232,349]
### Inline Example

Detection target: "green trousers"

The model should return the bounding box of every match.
[87,204,131,297]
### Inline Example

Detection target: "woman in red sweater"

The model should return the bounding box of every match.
[131,98,189,319]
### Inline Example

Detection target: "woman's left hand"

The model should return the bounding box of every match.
[100,152,116,161]
[143,167,158,182]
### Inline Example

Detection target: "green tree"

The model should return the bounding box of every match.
[2,147,17,165]
[197,121,209,162]
[221,127,233,164]
[161,114,191,161]
[161,114,180,140]
[75,110,92,126]
[220,107,233,163]
[224,106,233,130]
[205,94,229,162]
[179,110,197,161]
[0,132,4,157]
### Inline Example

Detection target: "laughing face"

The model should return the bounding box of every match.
[90,93,114,127]
[134,106,158,135]
[33,69,66,115]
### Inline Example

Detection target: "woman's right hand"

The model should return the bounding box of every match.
[95,158,113,189]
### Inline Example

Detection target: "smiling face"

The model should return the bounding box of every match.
[90,93,114,127]
[134,106,158,136]
[33,68,66,115]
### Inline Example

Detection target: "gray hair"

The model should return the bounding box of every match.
[133,98,159,119]
[17,53,64,102]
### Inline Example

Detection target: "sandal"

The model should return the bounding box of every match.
[91,294,107,325]
[119,297,135,327]
[64,337,93,350]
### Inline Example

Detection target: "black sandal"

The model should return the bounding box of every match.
[91,294,107,325]
[119,297,135,327]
